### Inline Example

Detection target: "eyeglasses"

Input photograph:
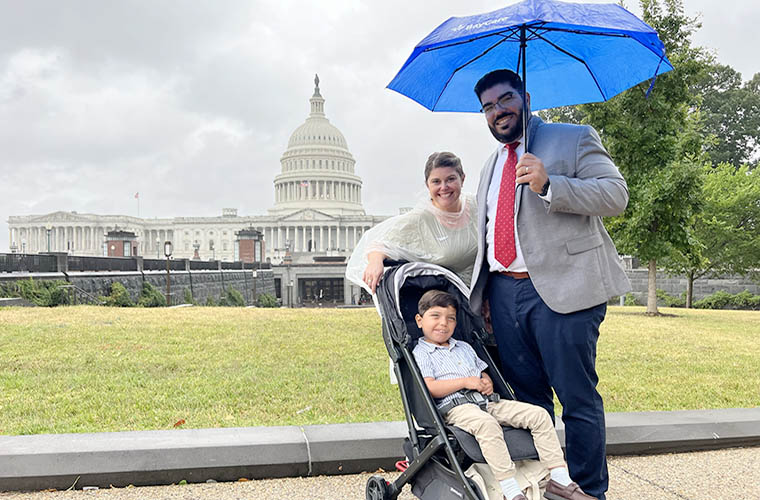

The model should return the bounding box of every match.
[480,91,518,114]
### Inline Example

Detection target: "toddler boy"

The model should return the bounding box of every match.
[412,290,595,500]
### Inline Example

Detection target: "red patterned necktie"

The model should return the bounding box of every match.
[494,142,520,268]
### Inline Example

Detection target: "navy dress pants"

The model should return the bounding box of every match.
[487,273,608,500]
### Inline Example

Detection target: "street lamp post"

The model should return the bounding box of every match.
[164,241,173,306]
[288,279,294,308]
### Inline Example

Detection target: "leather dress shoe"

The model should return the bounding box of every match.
[544,479,597,500]
[505,495,527,500]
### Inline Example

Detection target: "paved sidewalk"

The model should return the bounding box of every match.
[1,446,757,500]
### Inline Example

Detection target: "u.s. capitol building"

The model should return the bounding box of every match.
[7,76,387,305]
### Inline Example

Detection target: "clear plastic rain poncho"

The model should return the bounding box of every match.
[346,192,479,293]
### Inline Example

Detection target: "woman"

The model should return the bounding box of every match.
[346,151,477,294]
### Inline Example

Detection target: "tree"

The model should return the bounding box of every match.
[695,64,760,168]
[574,0,710,314]
[663,163,760,306]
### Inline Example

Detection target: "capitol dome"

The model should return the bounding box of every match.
[270,75,364,216]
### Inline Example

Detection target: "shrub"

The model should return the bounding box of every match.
[104,282,133,307]
[2,278,70,306]
[623,292,639,306]
[731,290,760,310]
[256,293,279,308]
[693,290,733,310]
[205,296,216,307]
[137,282,167,307]
[183,288,195,305]
[656,289,686,308]
[225,289,245,307]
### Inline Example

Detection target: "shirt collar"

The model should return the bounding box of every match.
[501,138,524,157]
[418,337,458,352]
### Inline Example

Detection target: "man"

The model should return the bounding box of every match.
[469,69,631,500]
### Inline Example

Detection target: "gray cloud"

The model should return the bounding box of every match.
[1,0,757,250]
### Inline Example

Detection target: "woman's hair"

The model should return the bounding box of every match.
[424,152,464,183]
[418,289,459,316]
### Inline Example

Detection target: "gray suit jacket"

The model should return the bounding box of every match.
[470,116,632,314]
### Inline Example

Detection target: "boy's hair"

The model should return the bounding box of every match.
[418,289,458,316]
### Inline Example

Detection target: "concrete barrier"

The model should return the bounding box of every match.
[1,409,759,492]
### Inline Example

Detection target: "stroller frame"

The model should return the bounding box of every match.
[365,262,539,500]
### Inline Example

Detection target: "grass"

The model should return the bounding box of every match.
[0,306,758,436]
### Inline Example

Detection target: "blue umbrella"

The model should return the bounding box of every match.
[388,0,673,143]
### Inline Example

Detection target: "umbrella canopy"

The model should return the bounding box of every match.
[387,0,674,113]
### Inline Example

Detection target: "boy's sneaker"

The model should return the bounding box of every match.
[544,479,597,500]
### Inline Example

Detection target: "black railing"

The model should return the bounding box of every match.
[245,262,272,270]
[143,258,185,271]
[0,253,270,274]
[189,260,219,271]
[0,254,58,273]
[68,256,138,272]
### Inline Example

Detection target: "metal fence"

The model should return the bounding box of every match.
[67,256,138,272]
[143,258,186,271]
[189,260,220,271]
[0,254,58,273]
[1,253,270,274]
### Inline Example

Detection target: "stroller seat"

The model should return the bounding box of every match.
[365,262,541,500]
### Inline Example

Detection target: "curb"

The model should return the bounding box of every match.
[1,408,758,491]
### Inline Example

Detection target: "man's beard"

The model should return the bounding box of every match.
[488,108,524,144]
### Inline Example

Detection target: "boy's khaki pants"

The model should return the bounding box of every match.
[444,400,566,481]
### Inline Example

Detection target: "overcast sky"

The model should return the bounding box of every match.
[2,0,758,252]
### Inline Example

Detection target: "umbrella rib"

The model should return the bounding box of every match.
[430,36,513,110]
[526,26,609,101]
[421,24,629,54]
[421,26,522,53]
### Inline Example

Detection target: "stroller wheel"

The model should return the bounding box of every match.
[365,475,391,500]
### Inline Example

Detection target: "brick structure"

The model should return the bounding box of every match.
[106,230,138,257]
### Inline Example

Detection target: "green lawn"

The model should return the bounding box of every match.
[0,306,758,436]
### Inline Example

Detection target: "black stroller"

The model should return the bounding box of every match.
[365,262,540,500]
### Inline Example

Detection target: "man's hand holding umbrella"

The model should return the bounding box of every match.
[515,153,549,195]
